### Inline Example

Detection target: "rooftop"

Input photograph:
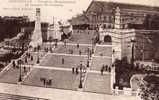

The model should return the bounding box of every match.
[86,0,159,14]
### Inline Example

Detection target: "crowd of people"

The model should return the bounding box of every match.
[72,64,87,75]
[40,77,52,86]
[101,64,111,75]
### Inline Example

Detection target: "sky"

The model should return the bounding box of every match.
[0,0,159,23]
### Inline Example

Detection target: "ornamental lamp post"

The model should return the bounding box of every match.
[112,49,115,64]
[37,45,40,64]
[87,48,90,68]
[79,61,83,88]
[18,59,23,82]
[131,39,136,68]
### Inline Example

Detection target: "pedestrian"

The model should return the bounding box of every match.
[62,58,64,64]
[79,50,82,55]
[28,53,30,58]
[102,64,105,71]
[76,67,79,75]
[71,49,73,54]
[105,65,108,71]
[87,60,89,68]
[43,78,46,86]
[92,48,94,54]
[72,67,75,74]
[101,67,104,75]
[37,57,40,64]
[77,43,79,48]
[49,79,52,85]
[55,42,57,48]
[24,66,26,72]
[31,56,33,61]
[12,61,16,68]
[80,65,82,71]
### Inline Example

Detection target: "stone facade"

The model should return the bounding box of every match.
[84,1,159,62]
[85,1,159,30]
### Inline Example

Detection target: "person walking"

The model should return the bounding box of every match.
[105,65,108,71]
[62,58,64,64]
[101,66,104,75]
[77,43,79,48]
[12,61,16,68]
[31,56,33,61]
[24,66,26,73]
[72,67,75,74]
[76,67,79,75]
[79,50,82,55]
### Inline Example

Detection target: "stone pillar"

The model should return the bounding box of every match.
[30,8,42,48]
[114,7,121,29]
[110,65,116,94]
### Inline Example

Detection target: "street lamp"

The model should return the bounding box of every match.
[91,38,94,54]
[79,61,83,88]
[18,59,23,82]
[112,49,115,64]
[37,45,40,64]
[131,39,136,68]
[49,36,53,52]
[87,48,90,68]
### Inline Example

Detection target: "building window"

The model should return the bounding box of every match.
[104,16,106,22]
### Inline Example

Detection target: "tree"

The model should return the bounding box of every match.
[114,57,132,88]
[139,75,159,100]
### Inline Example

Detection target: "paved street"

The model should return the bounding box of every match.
[0,83,141,100]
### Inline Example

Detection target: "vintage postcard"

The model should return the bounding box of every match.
[0,0,158,100]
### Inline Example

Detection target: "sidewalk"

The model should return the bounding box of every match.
[0,83,141,100]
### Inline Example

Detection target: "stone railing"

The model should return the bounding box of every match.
[0,60,13,76]
[112,87,140,96]
[0,52,27,76]
[135,61,159,71]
